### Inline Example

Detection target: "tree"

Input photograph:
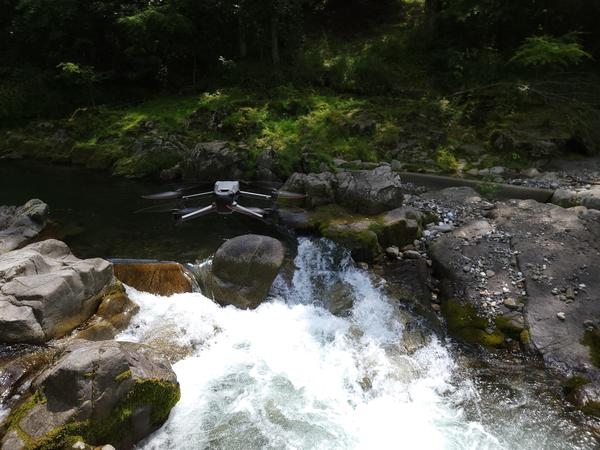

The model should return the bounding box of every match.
[56,62,99,108]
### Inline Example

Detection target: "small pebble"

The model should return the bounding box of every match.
[557,312,566,321]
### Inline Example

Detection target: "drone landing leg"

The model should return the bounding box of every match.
[178,204,217,222]
[228,203,264,219]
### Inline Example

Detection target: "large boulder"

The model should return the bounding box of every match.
[199,235,285,309]
[0,340,180,450]
[181,141,244,181]
[335,166,403,214]
[0,239,116,343]
[0,199,48,254]
[282,166,404,215]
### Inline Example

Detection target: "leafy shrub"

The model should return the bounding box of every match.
[510,34,592,68]
[435,146,459,172]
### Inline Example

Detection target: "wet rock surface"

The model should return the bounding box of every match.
[0,199,48,254]
[421,188,600,415]
[0,239,116,343]
[0,340,180,450]
[112,261,198,296]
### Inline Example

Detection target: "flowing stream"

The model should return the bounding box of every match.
[118,239,598,450]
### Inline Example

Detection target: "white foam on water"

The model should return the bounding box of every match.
[116,238,594,450]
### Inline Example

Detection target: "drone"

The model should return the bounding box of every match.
[139,181,305,223]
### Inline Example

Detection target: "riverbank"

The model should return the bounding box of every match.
[2,81,598,183]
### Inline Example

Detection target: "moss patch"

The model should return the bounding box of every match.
[519,329,530,345]
[114,369,132,383]
[581,329,600,367]
[1,378,180,450]
[442,298,505,347]
[322,224,381,263]
[89,378,180,446]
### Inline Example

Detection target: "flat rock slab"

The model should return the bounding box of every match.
[431,198,600,378]
[492,200,600,373]
[0,239,114,343]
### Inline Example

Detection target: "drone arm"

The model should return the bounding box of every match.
[182,191,213,200]
[240,191,273,201]
[178,204,217,222]
[228,203,264,219]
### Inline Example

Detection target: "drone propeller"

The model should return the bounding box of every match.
[134,202,183,214]
[142,183,213,201]
[273,190,306,200]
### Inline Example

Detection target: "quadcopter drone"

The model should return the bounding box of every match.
[140,181,305,223]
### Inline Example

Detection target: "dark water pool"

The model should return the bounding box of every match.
[0,161,286,262]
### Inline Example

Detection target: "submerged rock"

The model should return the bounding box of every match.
[0,340,180,450]
[200,234,285,309]
[112,261,198,296]
[0,239,116,343]
[0,199,48,254]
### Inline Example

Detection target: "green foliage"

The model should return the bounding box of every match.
[435,146,458,172]
[56,63,97,85]
[511,34,593,69]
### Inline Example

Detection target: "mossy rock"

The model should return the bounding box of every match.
[309,205,422,262]
[441,298,505,347]
[495,312,525,339]
[70,142,125,170]
[322,222,381,263]
[0,341,180,450]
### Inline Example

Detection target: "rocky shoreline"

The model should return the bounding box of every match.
[277,164,600,420]
[2,160,600,447]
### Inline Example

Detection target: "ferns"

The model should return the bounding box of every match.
[511,34,592,68]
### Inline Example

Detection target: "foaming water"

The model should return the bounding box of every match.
[118,239,598,450]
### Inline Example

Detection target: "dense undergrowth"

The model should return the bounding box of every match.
[2,77,598,180]
[2,2,599,180]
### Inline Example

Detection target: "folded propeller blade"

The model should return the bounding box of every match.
[142,190,186,200]
[275,190,306,200]
[134,202,182,214]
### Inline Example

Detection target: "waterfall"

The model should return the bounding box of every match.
[118,238,597,450]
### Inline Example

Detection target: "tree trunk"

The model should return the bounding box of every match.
[192,55,198,85]
[239,15,248,58]
[425,0,439,36]
[270,13,280,66]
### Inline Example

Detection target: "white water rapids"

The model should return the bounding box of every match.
[118,239,597,450]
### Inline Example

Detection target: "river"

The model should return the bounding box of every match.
[2,161,598,449]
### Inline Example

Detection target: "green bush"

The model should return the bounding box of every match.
[511,34,592,69]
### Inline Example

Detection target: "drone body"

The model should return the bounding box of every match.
[141,180,304,223]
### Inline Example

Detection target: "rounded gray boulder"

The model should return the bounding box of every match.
[202,234,285,309]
